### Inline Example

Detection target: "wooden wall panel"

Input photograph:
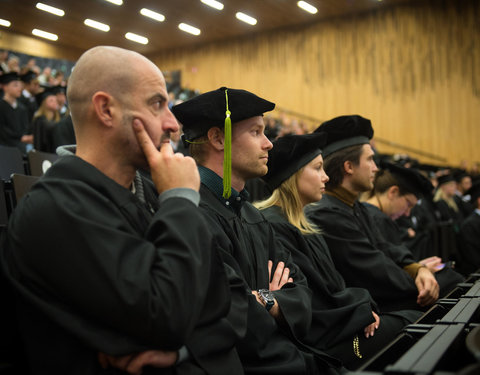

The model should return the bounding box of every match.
[0,30,82,61]
[152,0,480,167]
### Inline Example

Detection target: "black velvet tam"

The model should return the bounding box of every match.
[20,70,38,83]
[380,162,434,198]
[171,86,275,142]
[35,87,57,107]
[437,174,456,186]
[0,72,20,85]
[314,115,373,157]
[262,132,328,191]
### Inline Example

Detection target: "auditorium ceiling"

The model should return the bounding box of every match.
[2,0,417,56]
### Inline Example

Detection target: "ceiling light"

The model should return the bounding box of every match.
[32,28,58,41]
[36,2,65,17]
[0,19,11,27]
[140,8,165,22]
[104,0,122,5]
[125,32,148,45]
[84,19,110,32]
[178,23,201,36]
[201,0,224,11]
[297,1,318,14]
[235,12,257,26]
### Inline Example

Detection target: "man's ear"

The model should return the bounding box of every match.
[387,185,400,200]
[207,127,225,151]
[92,91,115,127]
[344,160,354,175]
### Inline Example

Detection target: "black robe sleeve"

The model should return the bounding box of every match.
[262,207,375,349]
[306,196,419,312]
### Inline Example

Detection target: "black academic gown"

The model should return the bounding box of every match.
[198,175,341,375]
[306,194,421,312]
[33,115,57,153]
[0,155,245,375]
[0,99,30,152]
[459,211,480,274]
[261,206,420,369]
[51,114,76,150]
[362,203,464,297]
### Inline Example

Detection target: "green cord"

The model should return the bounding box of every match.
[223,89,232,199]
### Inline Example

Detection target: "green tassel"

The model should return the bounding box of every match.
[223,89,232,199]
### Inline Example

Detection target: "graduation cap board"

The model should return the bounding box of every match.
[262,132,328,191]
[0,72,20,85]
[314,115,374,158]
[380,161,434,198]
[172,87,275,198]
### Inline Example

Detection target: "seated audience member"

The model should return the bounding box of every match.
[52,113,76,150]
[306,115,439,312]
[19,70,41,123]
[0,46,245,375]
[256,133,421,369]
[0,72,31,152]
[33,87,61,152]
[53,85,69,118]
[453,169,474,218]
[172,87,341,375]
[363,162,464,293]
[459,183,480,274]
[434,174,465,231]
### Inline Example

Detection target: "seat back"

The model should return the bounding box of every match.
[28,149,59,176]
[0,146,25,180]
[11,174,39,205]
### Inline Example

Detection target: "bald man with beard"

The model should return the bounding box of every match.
[0,46,245,375]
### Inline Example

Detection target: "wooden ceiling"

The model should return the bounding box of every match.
[2,0,416,57]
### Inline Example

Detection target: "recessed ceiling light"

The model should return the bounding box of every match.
[236,12,257,26]
[36,2,65,17]
[104,0,122,5]
[84,19,110,32]
[178,23,201,36]
[140,8,165,22]
[32,28,58,41]
[297,1,318,14]
[0,19,11,27]
[125,32,148,45]
[201,0,224,11]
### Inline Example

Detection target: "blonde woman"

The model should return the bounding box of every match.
[33,88,60,152]
[434,174,464,231]
[255,133,420,370]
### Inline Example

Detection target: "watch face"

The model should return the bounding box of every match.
[259,289,274,303]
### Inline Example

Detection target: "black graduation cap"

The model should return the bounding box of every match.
[171,86,275,143]
[437,173,456,186]
[452,168,470,183]
[314,115,373,158]
[380,162,434,198]
[0,72,20,85]
[466,182,480,204]
[35,87,57,107]
[262,132,328,191]
[51,85,66,95]
[20,70,38,83]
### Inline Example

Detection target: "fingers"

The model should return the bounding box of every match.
[269,261,291,291]
[132,118,158,162]
[268,260,273,280]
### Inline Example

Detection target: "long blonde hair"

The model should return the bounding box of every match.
[255,170,320,235]
[433,188,459,212]
[33,97,60,122]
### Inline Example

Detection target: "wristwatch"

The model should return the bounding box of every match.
[258,289,275,311]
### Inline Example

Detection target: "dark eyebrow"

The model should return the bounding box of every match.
[148,93,167,103]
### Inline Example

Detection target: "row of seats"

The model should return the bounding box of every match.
[350,272,480,375]
[0,145,58,228]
